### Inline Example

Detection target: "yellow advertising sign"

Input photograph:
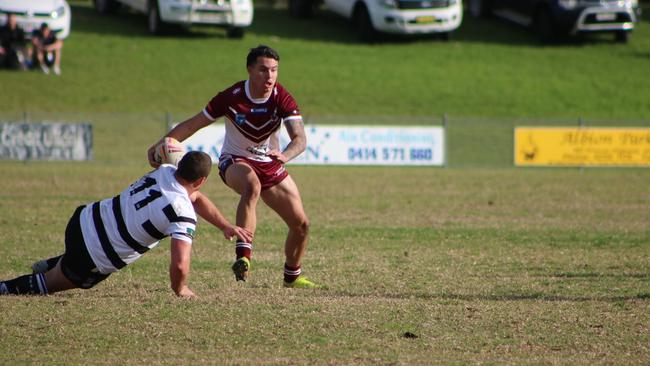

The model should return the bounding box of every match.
[514,127,650,167]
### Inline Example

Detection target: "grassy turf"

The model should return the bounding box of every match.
[1,163,649,364]
[1,1,649,364]
[0,1,649,120]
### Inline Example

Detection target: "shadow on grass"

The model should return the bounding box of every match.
[70,3,225,39]
[251,8,537,45]
[70,3,637,46]
[458,13,640,46]
[327,289,650,302]
[633,52,650,59]
[253,8,631,46]
[251,8,358,44]
[550,271,649,279]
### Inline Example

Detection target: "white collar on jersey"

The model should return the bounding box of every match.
[245,79,276,104]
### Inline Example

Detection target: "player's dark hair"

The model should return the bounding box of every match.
[246,45,280,67]
[176,151,212,182]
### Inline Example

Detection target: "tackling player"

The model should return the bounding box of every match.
[147,45,319,288]
[0,151,252,298]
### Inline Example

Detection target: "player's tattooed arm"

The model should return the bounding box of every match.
[267,118,307,163]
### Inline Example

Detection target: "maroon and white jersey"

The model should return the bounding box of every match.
[202,80,302,162]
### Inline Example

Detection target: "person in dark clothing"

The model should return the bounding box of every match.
[31,23,64,75]
[0,14,27,70]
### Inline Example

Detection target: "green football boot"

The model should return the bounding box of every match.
[231,257,250,282]
[283,276,321,289]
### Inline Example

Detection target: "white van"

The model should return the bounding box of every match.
[289,0,463,41]
[94,0,253,38]
[0,0,72,39]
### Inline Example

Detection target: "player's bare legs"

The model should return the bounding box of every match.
[262,176,309,266]
[225,162,261,234]
[43,260,77,294]
[262,176,316,288]
[224,162,262,281]
[0,256,76,295]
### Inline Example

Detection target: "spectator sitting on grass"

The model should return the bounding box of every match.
[31,23,63,75]
[0,14,28,70]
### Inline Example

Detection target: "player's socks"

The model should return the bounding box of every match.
[283,263,302,284]
[0,273,48,295]
[31,255,62,274]
[235,241,252,260]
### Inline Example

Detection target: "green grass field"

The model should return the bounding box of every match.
[1,164,649,364]
[1,1,649,364]
[1,1,650,120]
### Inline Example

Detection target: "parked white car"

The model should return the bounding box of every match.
[94,0,253,38]
[0,0,71,39]
[289,0,463,41]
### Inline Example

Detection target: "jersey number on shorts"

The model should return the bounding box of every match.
[130,177,162,210]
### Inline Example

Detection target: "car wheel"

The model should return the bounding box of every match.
[289,0,314,18]
[533,6,556,43]
[148,0,166,35]
[355,5,376,42]
[615,31,629,43]
[94,0,118,14]
[227,27,245,39]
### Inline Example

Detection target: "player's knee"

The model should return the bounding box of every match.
[293,217,310,237]
[241,181,262,202]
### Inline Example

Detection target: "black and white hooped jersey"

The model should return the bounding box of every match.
[79,165,197,274]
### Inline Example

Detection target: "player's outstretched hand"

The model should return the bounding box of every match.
[223,225,253,243]
[266,149,288,163]
[147,142,161,168]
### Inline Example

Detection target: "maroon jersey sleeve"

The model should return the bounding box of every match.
[203,91,228,121]
[276,84,301,120]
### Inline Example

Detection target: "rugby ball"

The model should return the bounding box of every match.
[154,137,185,166]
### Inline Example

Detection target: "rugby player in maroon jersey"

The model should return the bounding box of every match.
[148,45,319,289]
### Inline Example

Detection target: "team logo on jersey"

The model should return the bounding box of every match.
[247,145,268,156]
[235,114,246,126]
[250,107,268,114]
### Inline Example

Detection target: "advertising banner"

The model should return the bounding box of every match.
[515,127,650,167]
[0,123,93,161]
[180,124,445,166]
